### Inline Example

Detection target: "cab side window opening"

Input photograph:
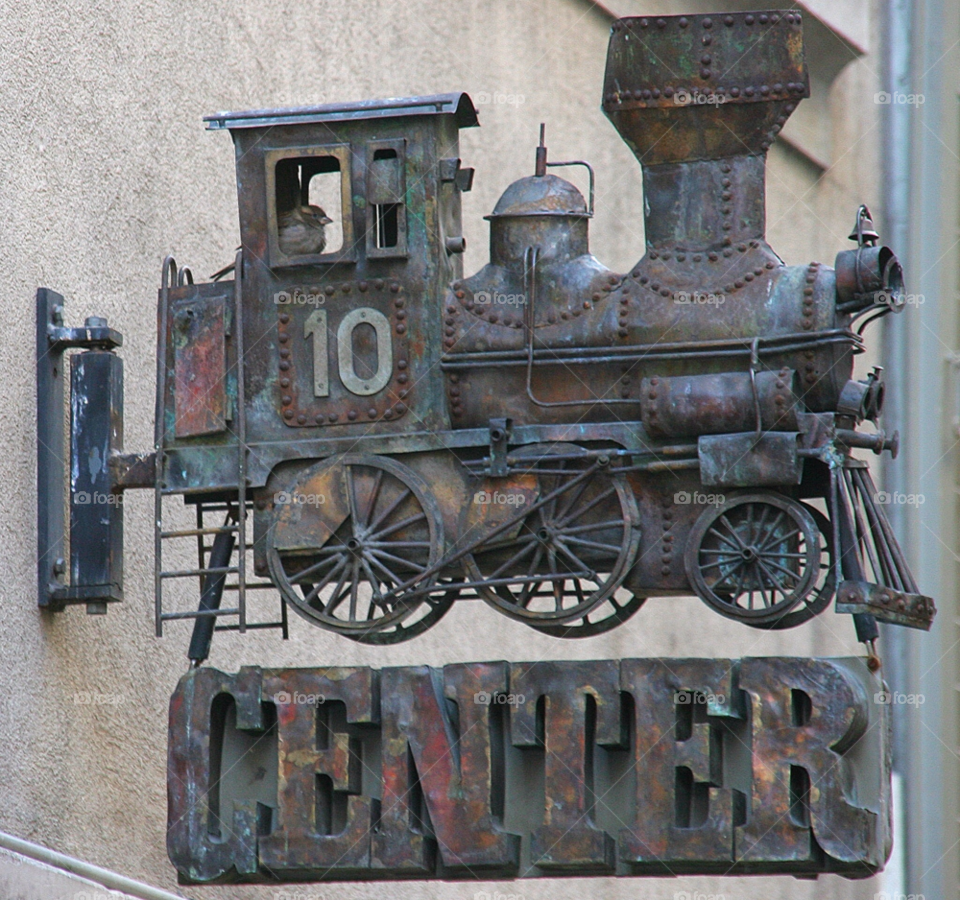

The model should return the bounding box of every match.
[274,156,343,256]
[367,142,407,257]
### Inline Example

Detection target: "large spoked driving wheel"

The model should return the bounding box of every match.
[464,445,640,626]
[684,492,822,626]
[267,455,447,640]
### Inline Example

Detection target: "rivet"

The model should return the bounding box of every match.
[341,283,351,293]
[397,323,407,334]
[348,410,357,420]
[547,313,557,324]
[642,89,652,100]
[664,86,674,98]
[445,327,455,336]
[679,16,688,27]
[398,359,408,369]
[394,403,407,414]
[390,282,401,292]
[774,83,783,94]
[759,13,769,24]
[650,282,660,291]
[281,394,292,405]
[660,288,670,297]
[283,409,294,420]
[455,290,465,299]
[328,413,337,422]
[745,86,755,97]
[724,283,735,293]
[359,280,368,292]
[730,86,741,98]
[618,328,629,337]
[650,250,658,259]
[701,68,711,80]
[375,279,384,290]
[279,361,290,371]
[724,14,734,25]
[661,566,672,576]
[760,85,770,95]
[702,35,712,46]
[677,253,685,261]
[702,17,713,28]
[279,313,290,324]
[745,14,754,24]
[280,377,290,388]
[640,17,649,27]
[446,305,456,314]
[583,300,592,309]
[661,252,672,261]
[652,88,661,99]
[735,280,744,288]
[708,252,718,261]
[766,261,776,269]
[368,408,377,418]
[694,254,703,262]
[560,311,569,320]
[754,267,764,276]
[593,292,602,302]
[396,310,407,320]
[280,348,290,359]
[395,298,405,308]
[657,18,666,28]
[489,312,499,323]
[701,54,712,65]
[279,333,289,343]
[744,273,754,282]
[297,414,306,424]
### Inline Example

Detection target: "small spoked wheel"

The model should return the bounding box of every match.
[464,445,640,626]
[267,455,445,640]
[684,492,822,626]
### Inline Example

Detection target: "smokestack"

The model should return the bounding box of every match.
[602,11,810,254]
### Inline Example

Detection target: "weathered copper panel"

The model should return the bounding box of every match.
[172,294,228,437]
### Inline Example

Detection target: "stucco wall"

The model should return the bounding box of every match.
[0,1,886,898]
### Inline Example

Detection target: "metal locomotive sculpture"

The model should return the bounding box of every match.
[38,10,935,655]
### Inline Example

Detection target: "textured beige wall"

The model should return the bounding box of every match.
[0,1,885,898]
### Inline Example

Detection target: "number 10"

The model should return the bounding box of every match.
[303,307,394,398]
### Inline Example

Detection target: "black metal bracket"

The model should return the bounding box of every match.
[488,418,513,477]
[37,288,124,613]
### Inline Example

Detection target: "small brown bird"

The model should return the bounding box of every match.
[278,204,333,256]
[210,204,334,280]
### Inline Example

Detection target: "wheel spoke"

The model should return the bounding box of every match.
[707,526,742,551]
[717,516,748,550]
[368,547,427,572]
[363,468,384,527]
[300,557,348,606]
[561,535,623,555]
[324,567,353,615]
[371,511,427,541]
[553,538,597,580]
[557,484,616,527]
[562,519,628,535]
[291,551,347,583]
[349,559,360,621]
[760,526,801,553]
[489,540,538,580]
[368,487,412,534]
[756,558,790,596]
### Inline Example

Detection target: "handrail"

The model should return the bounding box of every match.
[0,829,193,900]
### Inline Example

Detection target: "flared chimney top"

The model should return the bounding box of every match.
[602,11,810,166]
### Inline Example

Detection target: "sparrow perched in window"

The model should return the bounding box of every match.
[278,204,333,256]
[210,204,334,280]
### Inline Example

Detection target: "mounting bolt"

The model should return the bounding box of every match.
[85,316,108,328]
[53,558,66,577]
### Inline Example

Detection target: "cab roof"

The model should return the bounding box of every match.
[204,92,479,131]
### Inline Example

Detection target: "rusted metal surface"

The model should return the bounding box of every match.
[167,656,890,883]
[172,294,228,438]
[111,10,931,644]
